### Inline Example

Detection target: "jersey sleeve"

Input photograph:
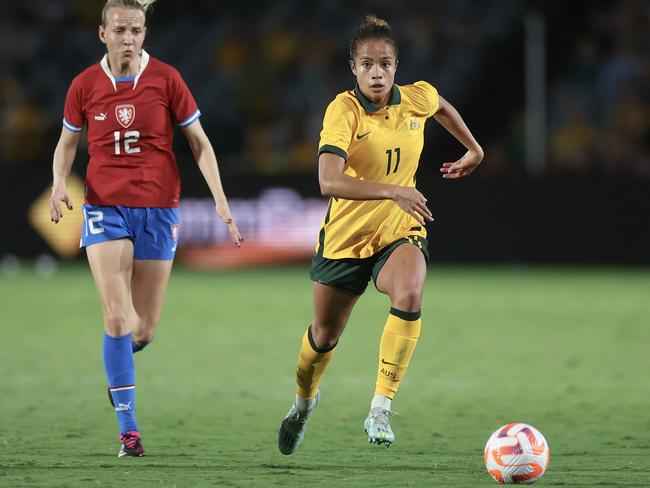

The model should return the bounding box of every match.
[411,81,440,118]
[318,97,356,160]
[169,70,201,127]
[62,77,85,132]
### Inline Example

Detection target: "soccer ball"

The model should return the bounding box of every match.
[484,423,549,484]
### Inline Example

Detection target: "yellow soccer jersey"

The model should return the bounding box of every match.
[316,81,440,259]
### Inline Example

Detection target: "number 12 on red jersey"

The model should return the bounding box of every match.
[113,130,140,155]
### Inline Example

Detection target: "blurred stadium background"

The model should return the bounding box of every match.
[1,0,649,268]
[2,1,650,485]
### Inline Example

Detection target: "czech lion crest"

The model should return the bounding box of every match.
[115,104,135,128]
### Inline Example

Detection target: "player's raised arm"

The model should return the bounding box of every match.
[318,152,433,225]
[50,127,81,223]
[181,119,242,246]
[434,95,484,179]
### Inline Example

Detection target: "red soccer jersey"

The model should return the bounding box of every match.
[63,50,200,208]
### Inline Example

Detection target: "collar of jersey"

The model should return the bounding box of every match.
[353,83,401,113]
[100,49,150,92]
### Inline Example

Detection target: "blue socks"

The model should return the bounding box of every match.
[103,333,138,434]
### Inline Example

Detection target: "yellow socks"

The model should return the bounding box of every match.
[375,308,421,399]
[294,309,420,402]
[296,326,336,400]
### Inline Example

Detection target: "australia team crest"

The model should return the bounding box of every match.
[115,104,135,128]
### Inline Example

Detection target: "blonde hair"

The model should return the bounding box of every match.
[349,14,398,60]
[101,0,156,26]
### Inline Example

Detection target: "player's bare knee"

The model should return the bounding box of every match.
[391,287,423,312]
[310,323,341,350]
[133,329,155,345]
[104,313,130,337]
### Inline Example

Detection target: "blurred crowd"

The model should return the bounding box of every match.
[1,0,648,178]
[547,0,650,176]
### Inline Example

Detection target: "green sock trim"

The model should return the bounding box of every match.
[307,325,337,353]
[389,307,421,321]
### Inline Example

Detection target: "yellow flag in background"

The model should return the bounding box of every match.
[28,174,85,259]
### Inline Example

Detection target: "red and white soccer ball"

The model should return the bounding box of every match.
[484,423,549,484]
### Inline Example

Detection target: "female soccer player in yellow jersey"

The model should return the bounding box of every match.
[278,15,483,454]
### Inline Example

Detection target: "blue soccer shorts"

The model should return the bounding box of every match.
[80,205,180,260]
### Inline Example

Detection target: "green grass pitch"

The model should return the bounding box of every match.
[1,264,649,486]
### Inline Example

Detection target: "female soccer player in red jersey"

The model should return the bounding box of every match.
[278,15,483,454]
[48,0,241,457]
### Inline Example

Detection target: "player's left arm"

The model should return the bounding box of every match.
[181,120,242,246]
[434,95,484,179]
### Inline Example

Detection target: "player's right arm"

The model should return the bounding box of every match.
[318,152,433,226]
[49,127,80,223]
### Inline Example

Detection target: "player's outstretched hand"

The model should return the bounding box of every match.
[49,186,73,223]
[214,203,243,247]
[225,219,243,247]
[440,149,483,179]
[392,187,434,226]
